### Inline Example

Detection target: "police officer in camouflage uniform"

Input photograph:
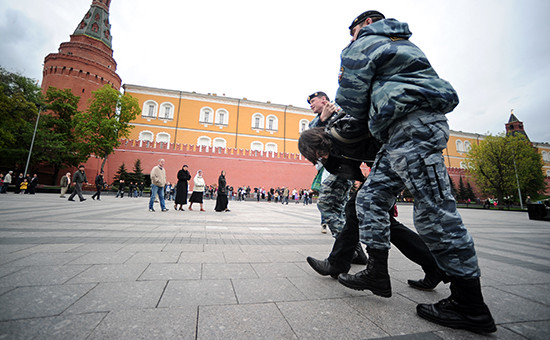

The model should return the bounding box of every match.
[307,92,367,263]
[334,11,496,333]
[307,92,352,236]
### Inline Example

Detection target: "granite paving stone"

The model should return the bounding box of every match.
[87,307,198,340]
[0,312,106,340]
[158,279,237,307]
[138,263,201,281]
[0,283,96,320]
[65,263,149,284]
[277,298,389,339]
[63,281,166,314]
[0,194,549,339]
[197,303,297,340]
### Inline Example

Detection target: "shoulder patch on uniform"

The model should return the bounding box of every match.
[338,66,344,83]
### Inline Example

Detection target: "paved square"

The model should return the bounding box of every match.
[1,193,549,339]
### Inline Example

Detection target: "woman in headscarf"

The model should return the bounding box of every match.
[174,164,191,211]
[188,169,206,212]
[214,170,230,212]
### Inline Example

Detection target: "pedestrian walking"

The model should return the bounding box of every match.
[59,172,71,198]
[148,159,168,212]
[188,170,206,212]
[68,165,87,202]
[91,171,104,200]
[214,170,230,212]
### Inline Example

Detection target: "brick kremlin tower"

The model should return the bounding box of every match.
[505,109,530,140]
[41,0,121,112]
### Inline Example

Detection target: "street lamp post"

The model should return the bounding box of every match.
[23,107,42,177]
[513,158,524,210]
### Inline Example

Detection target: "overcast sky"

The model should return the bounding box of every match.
[1,0,549,143]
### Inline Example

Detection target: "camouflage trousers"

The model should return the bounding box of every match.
[356,113,480,278]
[317,173,353,237]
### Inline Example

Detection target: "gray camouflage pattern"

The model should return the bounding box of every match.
[335,18,479,278]
[317,173,353,237]
[335,18,459,142]
[356,113,480,278]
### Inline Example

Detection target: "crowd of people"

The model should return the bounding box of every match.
[0,171,39,195]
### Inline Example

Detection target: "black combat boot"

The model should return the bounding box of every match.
[407,268,445,291]
[417,277,496,333]
[351,242,368,265]
[306,257,350,279]
[337,248,391,298]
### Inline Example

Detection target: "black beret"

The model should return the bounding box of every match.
[307,91,329,104]
[349,10,385,30]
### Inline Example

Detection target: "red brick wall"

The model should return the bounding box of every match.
[82,140,319,190]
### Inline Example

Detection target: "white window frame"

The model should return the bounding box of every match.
[250,141,263,151]
[464,140,472,152]
[265,142,278,152]
[156,132,170,144]
[200,107,214,125]
[142,100,158,118]
[139,130,154,142]
[213,137,227,148]
[159,102,175,120]
[456,140,464,153]
[215,109,229,126]
[266,115,278,131]
[197,136,212,147]
[251,113,264,130]
[299,119,309,133]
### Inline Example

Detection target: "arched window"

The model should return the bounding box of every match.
[200,107,214,124]
[464,140,472,152]
[159,102,174,120]
[546,170,550,177]
[156,132,170,144]
[460,161,466,169]
[251,113,264,130]
[299,119,309,133]
[142,100,158,118]
[265,143,278,152]
[266,115,278,131]
[542,151,549,162]
[197,136,211,147]
[139,130,154,142]
[215,109,229,126]
[251,141,263,151]
[213,138,227,148]
[456,140,464,152]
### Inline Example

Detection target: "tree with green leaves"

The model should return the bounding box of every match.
[130,159,145,184]
[466,133,546,208]
[448,176,457,199]
[73,84,141,173]
[113,163,129,186]
[0,67,43,170]
[465,182,476,201]
[31,87,89,184]
[458,176,467,201]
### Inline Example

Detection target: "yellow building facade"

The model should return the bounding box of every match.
[123,84,314,154]
[123,84,550,186]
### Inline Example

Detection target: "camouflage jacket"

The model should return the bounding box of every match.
[335,19,459,141]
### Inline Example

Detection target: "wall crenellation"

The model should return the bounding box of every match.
[117,139,307,162]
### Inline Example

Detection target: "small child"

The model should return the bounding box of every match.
[20,179,28,194]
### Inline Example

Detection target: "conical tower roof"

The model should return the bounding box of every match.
[73,0,113,48]
[508,112,520,123]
